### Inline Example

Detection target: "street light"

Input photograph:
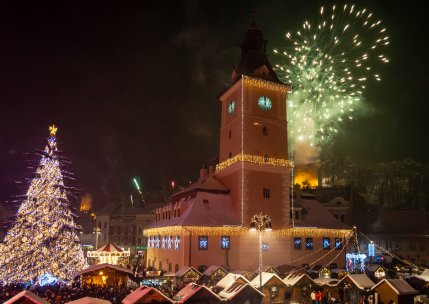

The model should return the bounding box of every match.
[250,213,272,290]
[93,227,101,250]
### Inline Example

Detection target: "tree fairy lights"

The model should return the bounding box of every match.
[0,125,85,284]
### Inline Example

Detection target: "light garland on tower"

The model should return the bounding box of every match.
[216,153,294,171]
[243,75,290,93]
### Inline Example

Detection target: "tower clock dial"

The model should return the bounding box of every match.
[258,96,272,110]
[228,100,236,114]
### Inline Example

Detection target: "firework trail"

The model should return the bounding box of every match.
[274,4,389,147]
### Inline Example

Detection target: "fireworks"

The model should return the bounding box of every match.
[274,4,389,146]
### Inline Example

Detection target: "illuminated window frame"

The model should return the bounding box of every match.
[199,236,208,250]
[305,237,314,250]
[323,237,330,250]
[221,236,230,249]
[294,238,302,249]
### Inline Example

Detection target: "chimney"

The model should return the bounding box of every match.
[199,165,208,178]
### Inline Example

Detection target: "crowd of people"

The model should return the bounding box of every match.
[0,282,133,304]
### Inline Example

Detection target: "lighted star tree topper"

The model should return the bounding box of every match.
[0,125,86,284]
[274,4,389,146]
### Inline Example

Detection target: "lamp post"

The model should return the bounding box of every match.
[249,213,272,290]
[93,227,101,250]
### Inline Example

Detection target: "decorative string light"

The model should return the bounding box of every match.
[216,153,294,171]
[0,125,86,284]
[144,226,352,238]
[243,75,290,93]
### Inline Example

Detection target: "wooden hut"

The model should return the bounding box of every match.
[337,273,375,303]
[371,278,418,304]
[218,281,264,304]
[122,286,173,304]
[173,283,221,304]
[230,270,255,281]
[4,290,49,304]
[216,273,250,291]
[202,265,228,286]
[251,272,287,304]
[283,271,317,303]
[74,263,134,287]
[175,267,202,289]
[365,264,387,281]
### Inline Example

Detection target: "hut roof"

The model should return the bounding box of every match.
[4,290,50,304]
[122,286,173,304]
[372,279,418,295]
[203,265,228,276]
[216,273,250,290]
[339,273,375,290]
[173,283,221,303]
[251,272,286,288]
[175,266,202,278]
[283,272,314,286]
[218,282,264,300]
[66,297,112,304]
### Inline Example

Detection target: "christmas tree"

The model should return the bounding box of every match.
[0,125,85,283]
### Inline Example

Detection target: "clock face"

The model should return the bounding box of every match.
[258,96,272,110]
[228,100,235,114]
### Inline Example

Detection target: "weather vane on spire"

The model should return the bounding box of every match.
[49,124,58,136]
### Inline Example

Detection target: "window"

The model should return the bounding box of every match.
[155,236,160,248]
[262,242,269,251]
[138,227,142,234]
[396,242,402,251]
[305,238,314,250]
[263,188,270,199]
[162,236,167,249]
[229,130,231,139]
[323,237,330,250]
[229,152,232,158]
[264,154,269,162]
[335,238,342,250]
[199,236,208,250]
[262,126,268,136]
[174,236,181,250]
[168,236,173,250]
[221,236,230,249]
[294,238,302,249]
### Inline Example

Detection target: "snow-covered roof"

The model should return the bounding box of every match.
[147,191,240,228]
[122,286,173,304]
[4,290,50,304]
[314,278,340,286]
[171,175,229,199]
[175,266,202,278]
[295,198,351,229]
[411,268,429,282]
[66,297,112,304]
[365,264,385,273]
[218,282,264,300]
[372,279,418,295]
[216,273,250,290]
[202,265,228,277]
[339,273,375,290]
[250,272,286,288]
[173,283,221,303]
[74,263,134,277]
[283,272,314,286]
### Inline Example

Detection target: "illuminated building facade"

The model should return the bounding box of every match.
[144,22,351,272]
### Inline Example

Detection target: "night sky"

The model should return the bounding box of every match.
[0,1,428,209]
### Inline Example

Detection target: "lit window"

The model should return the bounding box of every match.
[335,238,342,250]
[221,236,230,249]
[155,236,160,248]
[199,236,208,250]
[262,242,269,251]
[162,236,167,249]
[323,238,330,250]
[168,236,173,250]
[263,188,270,199]
[294,238,302,249]
[174,236,181,250]
[306,238,314,250]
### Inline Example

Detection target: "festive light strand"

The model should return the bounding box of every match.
[216,153,294,172]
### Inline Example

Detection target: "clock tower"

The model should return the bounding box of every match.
[215,22,291,229]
